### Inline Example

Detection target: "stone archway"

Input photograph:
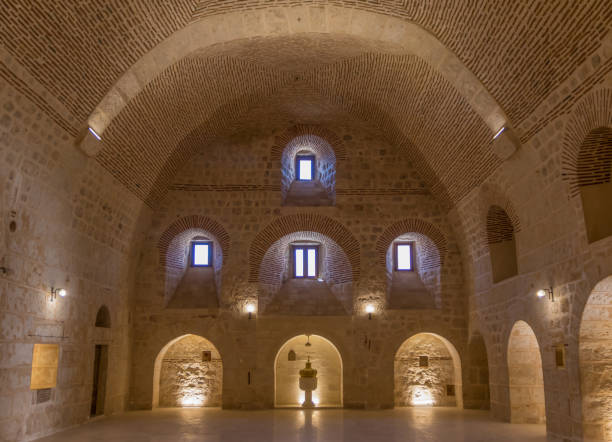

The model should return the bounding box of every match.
[394,333,463,408]
[579,275,612,441]
[152,334,223,408]
[507,320,545,424]
[274,334,342,407]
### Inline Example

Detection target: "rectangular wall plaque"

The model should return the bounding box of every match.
[30,344,59,390]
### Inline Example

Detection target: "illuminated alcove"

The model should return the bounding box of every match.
[579,275,612,441]
[274,334,342,407]
[507,320,546,424]
[152,334,222,408]
[394,333,463,407]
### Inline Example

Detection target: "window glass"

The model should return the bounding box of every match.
[307,248,317,277]
[396,243,412,270]
[192,243,211,266]
[295,248,304,277]
[298,159,313,180]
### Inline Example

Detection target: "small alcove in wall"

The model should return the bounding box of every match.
[486,205,518,283]
[158,216,229,310]
[385,233,441,309]
[280,135,336,207]
[575,127,612,243]
[258,231,352,315]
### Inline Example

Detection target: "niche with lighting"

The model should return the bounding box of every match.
[155,334,222,408]
[394,333,462,407]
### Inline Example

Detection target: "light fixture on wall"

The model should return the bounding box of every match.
[305,335,312,347]
[536,287,554,302]
[246,303,256,319]
[365,304,375,320]
[49,287,67,302]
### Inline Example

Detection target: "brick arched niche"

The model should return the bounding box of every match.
[158,216,230,307]
[394,333,463,408]
[376,219,447,309]
[579,275,612,441]
[486,205,518,283]
[272,127,347,206]
[250,214,359,283]
[257,231,353,315]
[507,320,546,424]
[562,89,612,244]
[152,334,222,408]
[274,334,342,407]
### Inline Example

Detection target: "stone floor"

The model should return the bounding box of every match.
[38,407,547,442]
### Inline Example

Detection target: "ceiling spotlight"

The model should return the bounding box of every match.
[88,127,101,141]
[493,126,506,140]
[536,287,554,302]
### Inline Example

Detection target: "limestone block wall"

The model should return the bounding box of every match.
[158,335,222,407]
[394,333,456,407]
[450,57,612,440]
[0,74,147,441]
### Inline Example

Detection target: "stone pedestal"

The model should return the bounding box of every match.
[299,358,318,408]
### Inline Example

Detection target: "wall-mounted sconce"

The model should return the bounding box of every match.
[50,287,67,302]
[365,304,375,320]
[536,287,554,302]
[246,303,256,320]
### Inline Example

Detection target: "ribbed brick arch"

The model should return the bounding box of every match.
[158,215,230,267]
[479,184,521,245]
[486,206,515,245]
[562,88,612,198]
[376,219,448,270]
[270,125,348,163]
[249,214,360,283]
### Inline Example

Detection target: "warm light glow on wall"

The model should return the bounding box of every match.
[411,386,434,406]
[180,393,204,407]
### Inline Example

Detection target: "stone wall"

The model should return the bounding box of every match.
[394,333,457,407]
[158,335,222,407]
[0,73,147,440]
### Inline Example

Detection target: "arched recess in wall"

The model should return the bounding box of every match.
[152,334,223,408]
[95,305,111,328]
[274,334,342,408]
[258,231,352,315]
[394,333,463,408]
[507,320,546,424]
[82,7,513,209]
[562,89,612,244]
[463,331,490,410]
[579,275,612,441]
[157,215,230,308]
[249,214,359,283]
[271,125,347,206]
[376,219,447,309]
[486,205,519,283]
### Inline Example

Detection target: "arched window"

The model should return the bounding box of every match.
[280,135,336,206]
[486,206,518,283]
[576,127,612,243]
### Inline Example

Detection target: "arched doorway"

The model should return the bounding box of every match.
[507,320,545,424]
[274,334,342,407]
[394,333,463,407]
[152,334,222,408]
[579,275,612,441]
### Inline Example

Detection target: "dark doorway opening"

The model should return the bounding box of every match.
[90,344,108,417]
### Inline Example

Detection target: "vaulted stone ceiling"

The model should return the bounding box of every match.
[1,1,610,207]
